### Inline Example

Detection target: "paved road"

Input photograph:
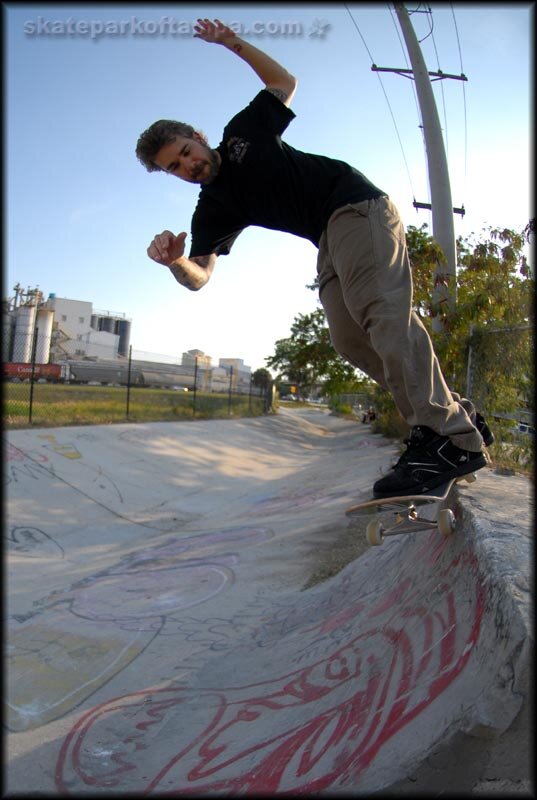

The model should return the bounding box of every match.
[5,408,532,795]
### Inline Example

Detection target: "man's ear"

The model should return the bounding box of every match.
[193,130,209,146]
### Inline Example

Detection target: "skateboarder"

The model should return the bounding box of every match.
[136,18,493,497]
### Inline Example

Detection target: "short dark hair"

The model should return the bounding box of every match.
[135,120,208,172]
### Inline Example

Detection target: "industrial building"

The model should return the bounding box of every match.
[3,284,131,364]
[3,285,253,391]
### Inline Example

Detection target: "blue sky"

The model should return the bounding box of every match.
[5,3,533,371]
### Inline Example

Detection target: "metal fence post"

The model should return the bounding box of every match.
[466,344,473,400]
[28,328,38,424]
[193,357,198,417]
[126,345,132,420]
[228,366,234,415]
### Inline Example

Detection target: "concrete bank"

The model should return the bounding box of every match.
[5,408,532,795]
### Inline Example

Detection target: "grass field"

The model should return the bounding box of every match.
[5,382,531,476]
[4,382,269,428]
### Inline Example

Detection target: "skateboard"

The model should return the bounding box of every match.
[345,474,476,546]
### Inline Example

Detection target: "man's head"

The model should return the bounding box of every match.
[136,120,220,184]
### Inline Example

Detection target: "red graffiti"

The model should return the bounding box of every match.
[55,549,485,795]
[6,442,49,463]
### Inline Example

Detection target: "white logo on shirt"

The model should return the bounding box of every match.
[227,137,250,164]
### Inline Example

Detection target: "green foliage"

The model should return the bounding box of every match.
[408,221,534,394]
[266,307,359,397]
[371,385,410,439]
[380,220,534,470]
[252,368,272,389]
[466,326,533,415]
[330,402,354,417]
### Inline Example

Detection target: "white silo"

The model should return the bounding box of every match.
[35,308,54,363]
[12,303,37,362]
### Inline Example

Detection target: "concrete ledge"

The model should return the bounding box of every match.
[378,470,532,795]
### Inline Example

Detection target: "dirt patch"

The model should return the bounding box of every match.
[301,517,371,590]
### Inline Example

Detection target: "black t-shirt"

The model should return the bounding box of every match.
[189,90,385,258]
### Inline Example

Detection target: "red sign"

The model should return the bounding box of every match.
[3,362,62,379]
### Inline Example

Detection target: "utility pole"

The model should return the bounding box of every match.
[375,4,467,332]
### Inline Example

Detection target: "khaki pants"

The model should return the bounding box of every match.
[317,196,483,451]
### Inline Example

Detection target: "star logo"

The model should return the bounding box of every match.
[308,19,331,39]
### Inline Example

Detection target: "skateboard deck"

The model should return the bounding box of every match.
[345,474,476,545]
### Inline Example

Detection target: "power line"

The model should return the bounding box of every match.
[404,3,468,214]
[388,3,429,208]
[401,2,436,208]
[343,3,416,202]
[388,3,421,120]
[450,3,469,204]
[451,2,465,72]
[416,2,435,43]
[426,5,450,160]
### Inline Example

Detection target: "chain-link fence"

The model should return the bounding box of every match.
[465,323,533,468]
[466,324,533,414]
[332,325,534,471]
[3,332,274,429]
[329,391,377,420]
[4,323,533,473]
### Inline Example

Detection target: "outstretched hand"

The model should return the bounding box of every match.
[193,18,236,44]
[147,231,187,267]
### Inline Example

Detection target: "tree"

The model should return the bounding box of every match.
[407,222,533,409]
[266,308,359,397]
[252,368,272,390]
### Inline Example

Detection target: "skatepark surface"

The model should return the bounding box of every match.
[4,407,533,795]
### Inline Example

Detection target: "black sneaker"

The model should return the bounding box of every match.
[373,425,487,498]
[475,412,495,447]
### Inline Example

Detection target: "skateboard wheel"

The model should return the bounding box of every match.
[457,473,476,484]
[437,508,456,536]
[366,519,384,546]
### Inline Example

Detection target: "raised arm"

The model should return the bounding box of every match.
[193,18,297,106]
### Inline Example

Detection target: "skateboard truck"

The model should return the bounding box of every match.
[347,473,477,546]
